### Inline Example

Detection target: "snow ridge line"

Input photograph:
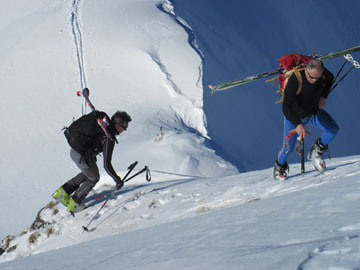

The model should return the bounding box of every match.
[157,0,204,88]
[148,52,182,96]
[70,0,88,95]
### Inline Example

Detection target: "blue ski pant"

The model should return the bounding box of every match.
[277,109,339,165]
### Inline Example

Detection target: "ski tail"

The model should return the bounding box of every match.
[208,68,281,94]
[77,88,95,111]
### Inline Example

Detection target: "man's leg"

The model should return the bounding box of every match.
[61,149,91,195]
[308,109,339,172]
[62,173,87,195]
[274,118,298,180]
[277,118,298,165]
[311,109,339,145]
[68,149,100,204]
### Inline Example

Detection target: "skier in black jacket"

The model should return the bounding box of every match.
[274,59,339,180]
[52,111,132,212]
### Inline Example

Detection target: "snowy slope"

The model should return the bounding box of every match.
[1,156,360,269]
[0,0,236,239]
[1,0,360,269]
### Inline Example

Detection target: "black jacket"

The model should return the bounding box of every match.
[65,111,120,181]
[282,68,334,127]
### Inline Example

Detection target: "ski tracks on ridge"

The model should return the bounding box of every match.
[70,0,88,91]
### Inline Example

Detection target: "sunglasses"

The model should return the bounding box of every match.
[117,122,128,131]
[306,69,322,80]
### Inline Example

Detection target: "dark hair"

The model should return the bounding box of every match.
[111,111,132,125]
[306,59,324,73]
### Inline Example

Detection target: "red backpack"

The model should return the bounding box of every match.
[267,53,310,103]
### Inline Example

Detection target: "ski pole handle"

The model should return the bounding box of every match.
[145,166,151,182]
[125,166,151,182]
[123,161,138,181]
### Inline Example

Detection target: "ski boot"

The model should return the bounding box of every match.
[273,160,289,180]
[52,187,70,207]
[67,197,81,213]
[308,138,328,173]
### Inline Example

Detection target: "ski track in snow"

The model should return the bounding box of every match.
[1,157,360,263]
[70,0,87,89]
[70,0,88,114]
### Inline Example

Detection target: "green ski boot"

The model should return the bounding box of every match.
[67,197,81,213]
[52,187,70,207]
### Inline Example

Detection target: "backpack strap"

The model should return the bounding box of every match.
[285,68,303,96]
[96,115,116,142]
[274,68,304,103]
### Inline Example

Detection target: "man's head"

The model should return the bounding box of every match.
[305,59,324,83]
[111,111,132,134]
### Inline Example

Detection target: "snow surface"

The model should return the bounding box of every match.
[1,0,360,269]
[2,157,360,269]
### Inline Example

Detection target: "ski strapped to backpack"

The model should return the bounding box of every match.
[208,45,360,95]
[77,88,113,141]
[64,88,118,155]
[265,53,311,103]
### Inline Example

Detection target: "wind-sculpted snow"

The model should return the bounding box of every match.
[158,0,204,62]
[2,156,360,269]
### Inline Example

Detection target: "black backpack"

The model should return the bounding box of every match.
[64,111,111,155]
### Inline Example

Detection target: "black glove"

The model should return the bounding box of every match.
[115,177,124,190]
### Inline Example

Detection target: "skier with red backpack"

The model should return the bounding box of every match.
[274,58,339,180]
[52,110,132,212]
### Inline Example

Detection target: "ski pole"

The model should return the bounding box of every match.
[121,161,139,184]
[88,161,138,203]
[300,138,305,176]
[82,161,138,232]
[96,166,150,207]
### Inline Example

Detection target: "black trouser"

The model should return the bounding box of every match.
[62,149,100,204]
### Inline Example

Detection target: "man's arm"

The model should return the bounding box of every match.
[103,138,121,183]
